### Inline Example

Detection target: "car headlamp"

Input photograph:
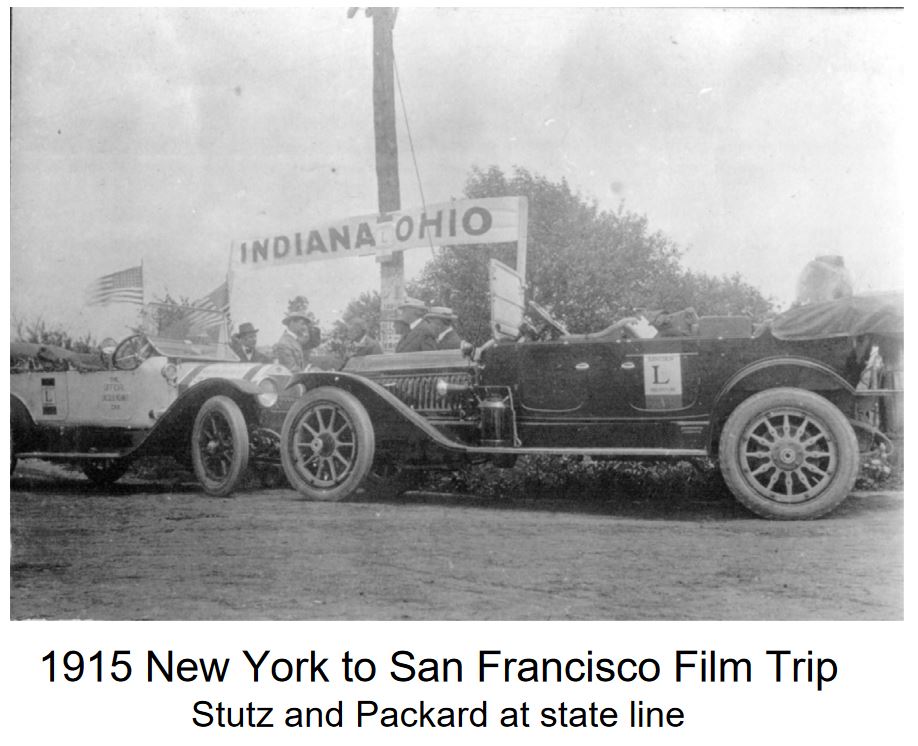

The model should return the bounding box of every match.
[161,363,179,386]
[257,378,279,408]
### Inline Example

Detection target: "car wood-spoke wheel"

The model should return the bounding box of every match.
[719,388,859,520]
[81,458,130,486]
[740,408,837,502]
[281,388,374,501]
[191,395,249,496]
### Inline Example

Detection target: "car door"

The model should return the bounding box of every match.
[586,336,704,447]
[629,338,702,413]
[65,361,175,427]
[515,340,591,414]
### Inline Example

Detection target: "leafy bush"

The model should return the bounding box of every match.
[417,455,725,501]
[417,452,903,501]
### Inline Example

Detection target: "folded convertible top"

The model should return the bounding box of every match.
[767,291,904,341]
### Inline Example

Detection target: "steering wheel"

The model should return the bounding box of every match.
[112,335,152,370]
[527,300,570,339]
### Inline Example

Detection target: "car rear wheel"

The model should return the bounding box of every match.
[719,387,859,519]
[82,458,131,486]
[280,387,375,501]
[191,395,250,496]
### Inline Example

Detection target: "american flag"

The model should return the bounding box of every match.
[185,280,231,334]
[85,265,144,306]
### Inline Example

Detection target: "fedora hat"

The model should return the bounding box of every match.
[237,322,258,336]
[425,306,457,322]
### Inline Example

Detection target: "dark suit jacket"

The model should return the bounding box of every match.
[436,328,462,350]
[395,321,437,353]
[230,339,271,363]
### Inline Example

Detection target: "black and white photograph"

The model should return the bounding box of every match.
[9,6,904,624]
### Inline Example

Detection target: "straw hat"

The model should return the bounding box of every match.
[425,306,457,322]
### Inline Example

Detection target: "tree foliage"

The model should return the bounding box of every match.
[408,166,773,343]
[13,316,97,352]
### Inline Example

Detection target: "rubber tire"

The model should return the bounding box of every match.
[191,395,250,496]
[81,459,131,486]
[719,387,859,520]
[11,397,33,475]
[280,387,375,502]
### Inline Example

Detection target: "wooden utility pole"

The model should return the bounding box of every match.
[370,7,400,215]
[350,7,403,351]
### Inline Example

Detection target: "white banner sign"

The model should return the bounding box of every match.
[231,197,525,271]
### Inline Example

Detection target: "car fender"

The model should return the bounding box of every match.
[287,371,468,454]
[709,356,856,451]
[134,378,263,456]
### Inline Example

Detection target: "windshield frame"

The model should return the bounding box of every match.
[138,302,241,362]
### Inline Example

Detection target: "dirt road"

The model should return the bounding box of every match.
[9,463,903,620]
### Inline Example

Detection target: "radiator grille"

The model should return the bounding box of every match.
[375,372,471,413]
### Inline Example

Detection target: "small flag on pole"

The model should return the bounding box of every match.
[185,280,231,335]
[85,264,144,306]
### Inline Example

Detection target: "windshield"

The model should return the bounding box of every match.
[140,302,241,362]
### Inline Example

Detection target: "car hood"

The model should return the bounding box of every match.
[343,349,470,374]
[174,360,291,390]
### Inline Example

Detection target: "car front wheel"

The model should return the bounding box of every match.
[719,388,859,519]
[280,387,375,501]
[191,395,250,496]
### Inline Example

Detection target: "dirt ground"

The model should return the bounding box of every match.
[9,461,903,620]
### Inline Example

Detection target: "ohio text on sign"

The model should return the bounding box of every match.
[232,197,525,270]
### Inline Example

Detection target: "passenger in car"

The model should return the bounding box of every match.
[347,316,383,357]
[274,312,321,371]
[231,322,270,363]
[395,298,437,353]
[425,306,462,350]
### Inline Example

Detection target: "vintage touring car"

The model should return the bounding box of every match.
[279,261,902,519]
[10,306,292,495]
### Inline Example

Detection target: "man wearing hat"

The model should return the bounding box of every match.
[231,322,270,363]
[425,306,462,350]
[347,316,383,357]
[274,311,321,371]
[395,297,437,353]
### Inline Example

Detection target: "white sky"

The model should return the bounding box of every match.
[9,6,905,341]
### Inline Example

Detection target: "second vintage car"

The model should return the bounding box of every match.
[11,305,293,495]
[278,261,902,519]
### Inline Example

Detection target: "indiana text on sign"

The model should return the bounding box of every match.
[234,197,525,268]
